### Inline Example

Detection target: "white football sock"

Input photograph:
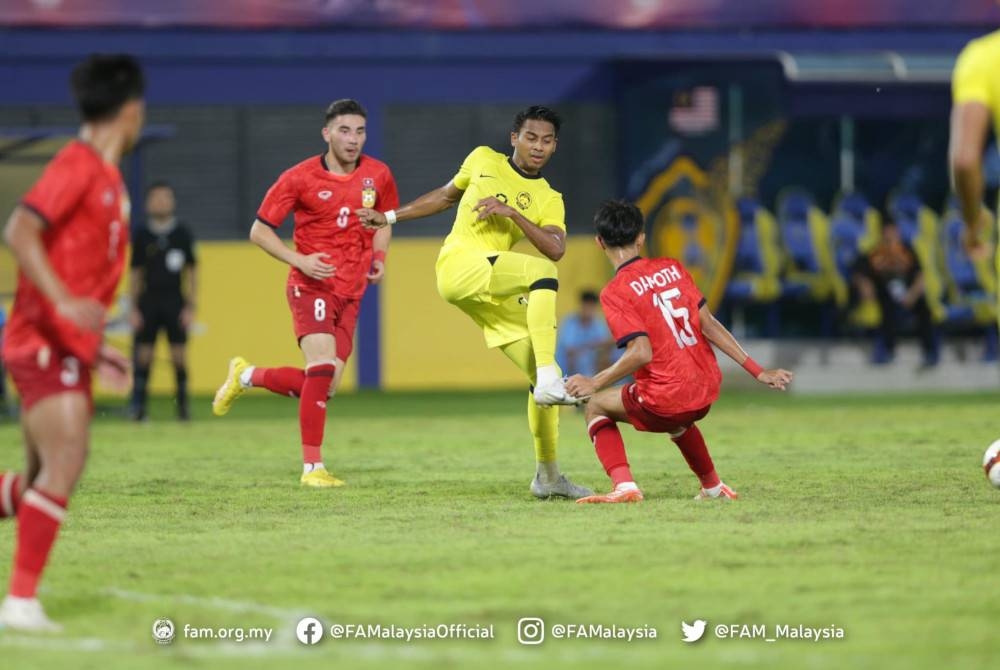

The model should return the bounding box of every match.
[303,462,325,474]
[703,482,724,497]
[239,366,255,388]
[536,365,559,388]
[616,481,639,491]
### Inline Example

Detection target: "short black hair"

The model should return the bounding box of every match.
[325,99,367,124]
[580,290,599,304]
[594,200,645,248]
[512,105,561,136]
[146,180,173,196]
[70,54,145,122]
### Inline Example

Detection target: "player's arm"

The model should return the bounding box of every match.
[3,205,103,331]
[949,101,992,250]
[181,264,197,329]
[128,267,144,331]
[698,304,792,390]
[473,195,566,260]
[565,335,651,398]
[248,220,333,280]
[356,180,464,229]
[367,224,391,284]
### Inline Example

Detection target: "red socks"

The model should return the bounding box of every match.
[10,488,67,598]
[300,363,335,464]
[1,471,23,519]
[672,425,721,489]
[588,417,634,486]
[250,367,305,398]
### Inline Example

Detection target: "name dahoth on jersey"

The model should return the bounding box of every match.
[628,265,683,297]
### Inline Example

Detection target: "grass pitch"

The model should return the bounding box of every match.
[0,388,997,669]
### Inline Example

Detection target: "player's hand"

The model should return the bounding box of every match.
[565,374,598,399]
[474,197,516,221]
[296,252,335,280]
[356,208,388,229]
[963,209,992,262]
[367,259,386,285]
[56,295,105,332]
[129,308,144,333]
[96,343,131,393]
[180,304,195,331]
[756,368,793,391]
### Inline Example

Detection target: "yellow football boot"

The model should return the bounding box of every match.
[300,467,345,488]
[212,356,251,416]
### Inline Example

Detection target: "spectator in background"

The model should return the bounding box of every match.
[556,290,616,376]
[852,217,938,367]
[129,182,198,421]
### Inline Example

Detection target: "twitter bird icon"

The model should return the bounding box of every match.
[681,619,707,643]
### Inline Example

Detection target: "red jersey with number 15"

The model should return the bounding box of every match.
[2,140,130,367]
[600,256,721,415]
[256,154,399,299]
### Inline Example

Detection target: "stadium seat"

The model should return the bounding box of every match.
[886,191,946,323]
[939,207,998,360]
[777,189,837,302]
[725,197,782,303]
[828,191,881,310]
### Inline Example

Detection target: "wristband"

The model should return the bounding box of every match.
[373,250,386,263]
[742,357,764,378]
[384,209,397,226]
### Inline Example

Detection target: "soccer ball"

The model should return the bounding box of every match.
[983,440,1000,488]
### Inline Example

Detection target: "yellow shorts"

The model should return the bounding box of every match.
[435,244,553,349]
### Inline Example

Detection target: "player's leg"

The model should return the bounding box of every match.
[297,332,341,487]
[0,391,90,632]
[166,302,190,421]
[576,387,643,504]
[0,424,37,522]
[499,337,592,499]
[487,252,573,404]
[671,418,738,500]
[130,307,158,421]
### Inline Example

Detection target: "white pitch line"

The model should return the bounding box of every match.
[103,587,310,621]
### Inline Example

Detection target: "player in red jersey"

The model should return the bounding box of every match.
[0,55,144,631]
[565,201,793,503]
[211,99,397,488]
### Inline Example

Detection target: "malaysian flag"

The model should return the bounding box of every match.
[668,86,720,135]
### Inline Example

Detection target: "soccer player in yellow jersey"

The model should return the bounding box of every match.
[950,28,1000,260]
[356,106,592,499]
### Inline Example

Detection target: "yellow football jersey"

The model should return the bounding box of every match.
[953,29,1000,135]
[443,146,565,252]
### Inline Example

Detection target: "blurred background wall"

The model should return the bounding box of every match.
[1,1,998,395]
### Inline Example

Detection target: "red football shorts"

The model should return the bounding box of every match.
[6,346,93,413]
[286,283,361,361]
[621,382,711,433]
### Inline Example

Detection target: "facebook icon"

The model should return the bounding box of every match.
[295,617,324,645]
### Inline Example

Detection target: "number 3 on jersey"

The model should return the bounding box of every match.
[654,287,697,349]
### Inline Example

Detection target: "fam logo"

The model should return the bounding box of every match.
[152,617,176,645]
[516,191,532,211]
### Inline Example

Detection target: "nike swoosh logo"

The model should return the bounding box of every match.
[479,173,493,178]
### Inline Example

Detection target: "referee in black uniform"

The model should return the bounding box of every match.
[129,181,197,421]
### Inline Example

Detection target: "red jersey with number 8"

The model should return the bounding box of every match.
[256,154,399,299]
[600,256,721,415]
[2,140,129,367]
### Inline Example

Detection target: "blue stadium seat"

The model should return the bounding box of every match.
[777,190,836,302]
[725,197,781,302]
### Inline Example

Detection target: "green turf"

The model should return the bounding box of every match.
[0,388,998,669]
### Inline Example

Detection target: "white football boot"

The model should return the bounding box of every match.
[0,595,63,633]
